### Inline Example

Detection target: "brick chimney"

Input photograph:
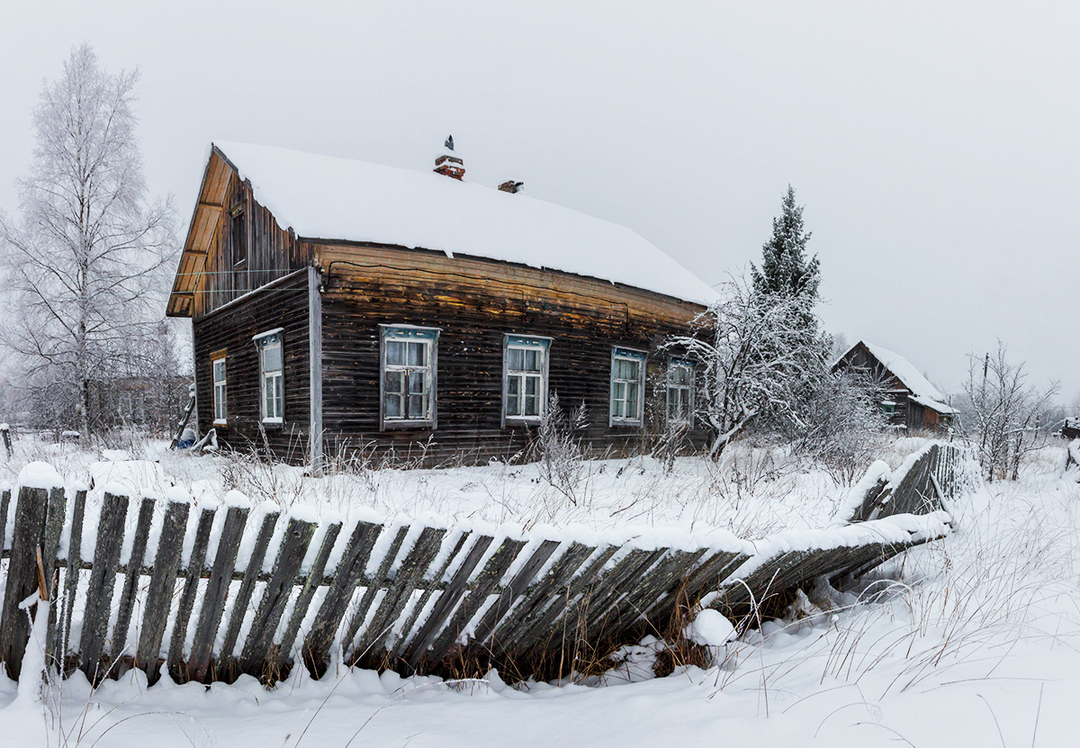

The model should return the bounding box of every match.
[434,134,465,180]
[498,180,524,194]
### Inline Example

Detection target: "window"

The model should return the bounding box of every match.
[255,329,284,424]
[381,326,439,429]
[503,335,551,423]
[610,347,646,425]
[666,359,694,425]
[211,350,227,425]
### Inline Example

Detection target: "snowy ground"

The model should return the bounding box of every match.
[2,438,1079,746]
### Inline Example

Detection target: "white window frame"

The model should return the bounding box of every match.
[609,347,647,426]
[211,350,228,426]
[502,334,551,425]
[666,358,695,426]
[254,328,284,425]
[380,325,439,430]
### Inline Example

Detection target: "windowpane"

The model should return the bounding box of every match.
[408,370,426,395]
[506,394,519,416]
[524,395,539,417]
[407,341,425,367]
[384,371,402,394]
[384,392,402,418]
[524,349,539,371]
[524,376,538,396]
[386,340,405,366]
[508,348,524,371]
[263,345,282,372]
[626,382,639,417]
[408,394,426,419]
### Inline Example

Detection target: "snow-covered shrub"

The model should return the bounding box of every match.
[532,392,588,504]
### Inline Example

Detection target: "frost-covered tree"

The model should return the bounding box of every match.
[960,342,1058,481]
[0,44,176,436]
[751,186,819,305]
[671,277,827,457]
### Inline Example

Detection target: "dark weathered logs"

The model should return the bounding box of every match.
[190,502,250,682]
[78,491,128,683]
[136,497,190,682]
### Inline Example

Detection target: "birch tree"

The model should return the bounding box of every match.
[0,44,176,436]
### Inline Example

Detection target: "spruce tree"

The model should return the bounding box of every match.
[751,186,819,306]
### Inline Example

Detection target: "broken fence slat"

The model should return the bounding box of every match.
[1,485,51,680]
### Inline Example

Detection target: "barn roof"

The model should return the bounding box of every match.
[205,141,719,305]
[845,341,958,415]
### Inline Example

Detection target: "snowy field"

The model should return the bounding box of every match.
[2,437,1079,746]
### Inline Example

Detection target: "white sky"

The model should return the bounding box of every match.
[2,1,1077,401]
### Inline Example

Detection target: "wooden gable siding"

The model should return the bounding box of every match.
[192,172,310,320]
[312,242,709,463]
[193,271,311,458]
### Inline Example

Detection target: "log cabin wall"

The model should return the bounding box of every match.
[193,271,311,458]
[311,242,710,464]
[194,173,310,318]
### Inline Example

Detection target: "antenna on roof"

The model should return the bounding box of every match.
[444,135,454,151]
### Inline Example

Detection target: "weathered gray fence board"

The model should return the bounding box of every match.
[1,486,50,679]
[110,497,155,672]
[42,485,67,669]
[302,519,383,672]
[59,488,87,665]
[350,525,446,665]
[340,524,410,663]
[403,533,494,668]
[238,516,317,678]
[190,503,250,681]
[136,498,190,681]
[0,488,9,557]
[274,519,343,672]
[78,491,128,682]
[392,530,471,658]
[218,508,280,665]
[469,539,562,654]
[168,505,217,677]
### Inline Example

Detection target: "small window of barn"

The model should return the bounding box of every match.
[380,326,440,430]
[254,329,284,424]
[666,358,695,426]
[503,335,551,424]
[229,195,247,268]
[211,349,228,426]
[609,347,646,426]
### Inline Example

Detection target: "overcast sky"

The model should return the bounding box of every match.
[2,1,1077,401]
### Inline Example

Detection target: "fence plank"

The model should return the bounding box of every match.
[570,548,664,649]
[167,504,218,681]
[489,541,595,659]
[59,488,87,667]
[218,508,280,667]
[273,519,343,673]
[392,530,471,658]
[620,548,708,630]
[136,498,190,682]
[1,485,51,680]
[0,488,9,557]
[339,524,410,657]
[78,491,128,683]
[425,537,527,666]
[42,485,67,671]
[301,519,383,675]
[238,515,317,680]
[190,503,250,682]
[349,525,446,665]
[469,539,562,653]
[516,543,619,656]
[109,497,156,674]
[403,533,493,669]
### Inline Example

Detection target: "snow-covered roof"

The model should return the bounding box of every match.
[212,142,719,305]
[856,341,958,415]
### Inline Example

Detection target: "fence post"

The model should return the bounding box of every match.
[0,424,12,458]
[0,465,65,681]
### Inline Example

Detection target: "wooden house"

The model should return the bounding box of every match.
[166,142,717,467]
[833,341,957,432]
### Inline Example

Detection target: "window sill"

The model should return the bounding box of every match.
[262,418,284,426]
[381,420,436,431]
[609,419,643,428]
[505,416,542,425]
[213,419,228,428]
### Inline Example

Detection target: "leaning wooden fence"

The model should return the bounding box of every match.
[0,442,970,686]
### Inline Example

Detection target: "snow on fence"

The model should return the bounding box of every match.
[0,443,968,686]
